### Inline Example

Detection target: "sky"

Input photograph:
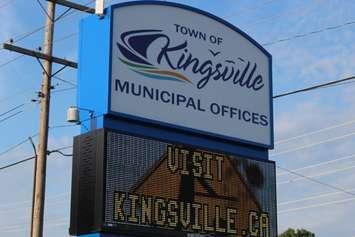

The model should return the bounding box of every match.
[0,0,355,236]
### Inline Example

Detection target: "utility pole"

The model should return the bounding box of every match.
[3,1,96,236]
[31,1,55,237]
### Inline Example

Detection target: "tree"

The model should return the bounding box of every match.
[279,228,315,237]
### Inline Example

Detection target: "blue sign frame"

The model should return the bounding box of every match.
[78,1,273,160]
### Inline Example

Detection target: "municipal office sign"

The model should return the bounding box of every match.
[109,2,273,148]
[72,2,276,237]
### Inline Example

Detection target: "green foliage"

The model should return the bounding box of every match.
[279,228,315,237]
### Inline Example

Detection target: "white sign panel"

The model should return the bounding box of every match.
[110,3,273,147]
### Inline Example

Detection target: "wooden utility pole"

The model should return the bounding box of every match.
[31,1,55,237]
[3,1,95,236]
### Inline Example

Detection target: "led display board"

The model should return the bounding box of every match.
[70,129,277,236]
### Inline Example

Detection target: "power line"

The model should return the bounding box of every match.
[51,86,77,94]
[0,192,68,208]
[52,32,77,44]
[56,75,347,99]
[0,114,101,159]
[263,19,355,46]
[52,76,76,86]
[49,124,76,129]
[0,145,73,171]
[322,79,355,89]
[0,199,69,219]
[0,110,23,124]
[246,0,318,28]
[0,55,24,69]
[278,164,355,185]
[0,0,94,53]
[275,118,355,145]
[7,0,79,45]
[0,137,32,157]
[0,125,74,158]
[278,188,355,206]
[0,103,25,118]
[0,217,68,233]
[276,165,355,197]
[0,222,68,233]
[0,61,77,129]
[278,197,355,214]
[0,101,38,125]
[48,149,72,157]
[277,153,355,176]
[0,155,35,171]
[0,88,33,104]
[225,0,281,18]
[270,131,355,157]
[273,76,355,99]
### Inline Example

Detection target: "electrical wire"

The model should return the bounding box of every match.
[0,192,68,208]
[0,110,23,124]
[0,137,33,158]
[270,131,355,157]
[53,76,76,86]
[278,164,355,185]
[0,197,69,215]
[48,149,72,157]
[276,165,355,196]
[0,55,24,70]
[0,221,68,233]
[51,86,77,94]
[225,0,281,17]
[0,101,38,125]
[277,153,355,176]
[0,88,34,104]
[0,114,102,160]
[0,145,73,171]
[0,155,35,171]
[245,0,318,28]
[278,188,355,206]
[10,0,94,43]
[0,103,25,118]
[278,197,355,214]
[0,217,68,233]
[273,76,355,99]
[52,32,78,44]
[0,125,74,159]
[275,118,355,145]
[263,19,355,46]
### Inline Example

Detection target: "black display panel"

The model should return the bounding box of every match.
[70,129,277,237]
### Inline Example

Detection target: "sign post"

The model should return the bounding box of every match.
[70,1,275,237]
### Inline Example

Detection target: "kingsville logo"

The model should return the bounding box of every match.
[117,29,265,91]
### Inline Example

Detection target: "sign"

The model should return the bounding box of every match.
[70,129,277,237]
[109,2,273,148]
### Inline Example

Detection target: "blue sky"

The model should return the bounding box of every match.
[1,0,355,236]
